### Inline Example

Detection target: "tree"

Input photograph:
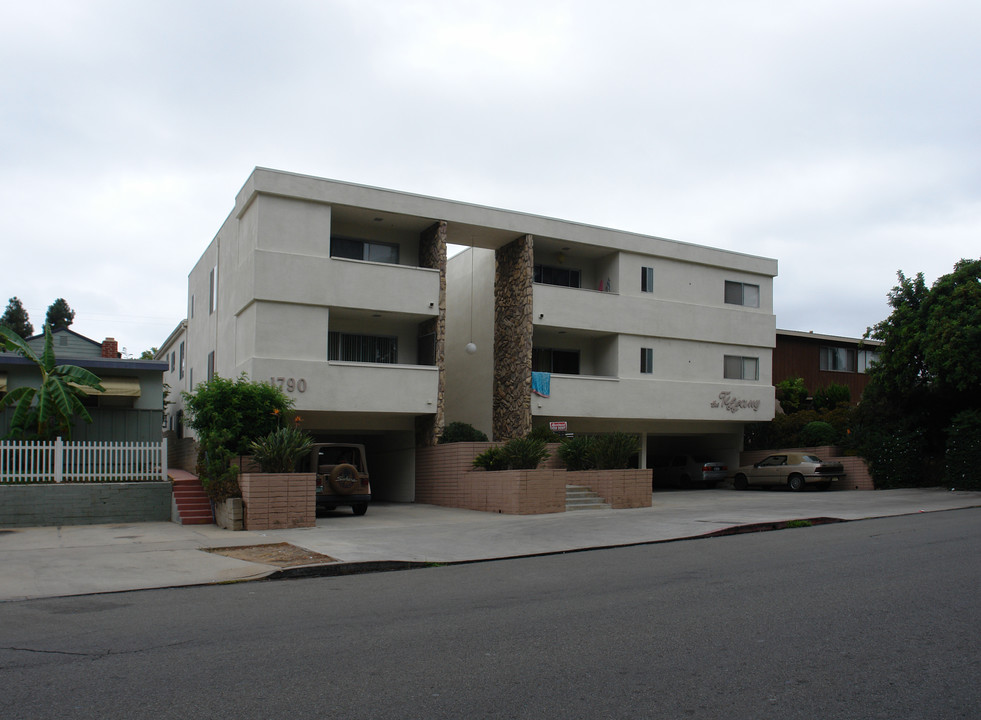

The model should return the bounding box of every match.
[140,347,159,360]
[856,258,981,487]
[0,297,33,339]
[0,324,105,440]
[182,374,297,501]
[45,298,75,330]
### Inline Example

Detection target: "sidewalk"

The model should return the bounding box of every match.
[1,488,979,602]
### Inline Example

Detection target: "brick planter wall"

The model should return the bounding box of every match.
[416,444,653,513]
[565,469,653,508]
[239,472,315,530]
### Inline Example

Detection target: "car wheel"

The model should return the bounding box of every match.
[352,503,368,516]
[788,474,806,491]
[329,464,360,495]
[734,474,748,491]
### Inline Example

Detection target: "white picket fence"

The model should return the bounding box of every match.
[0,438,168,483]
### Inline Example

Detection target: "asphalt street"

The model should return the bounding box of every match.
[1,508,978,719]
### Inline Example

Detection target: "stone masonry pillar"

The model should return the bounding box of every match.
[493,235,534,441]
[415,221,447,447]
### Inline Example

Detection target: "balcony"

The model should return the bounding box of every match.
[532,375,775,423]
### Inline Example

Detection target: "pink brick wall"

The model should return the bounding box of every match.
[416,444,653,513]
[239,472,316,530]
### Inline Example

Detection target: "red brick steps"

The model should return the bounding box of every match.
[170,471,214,525]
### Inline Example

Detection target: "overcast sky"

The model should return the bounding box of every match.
[3,1,977,357]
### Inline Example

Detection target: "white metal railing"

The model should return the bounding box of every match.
[0,438,168,483]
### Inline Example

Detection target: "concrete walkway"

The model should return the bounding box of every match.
[1,488,979,602]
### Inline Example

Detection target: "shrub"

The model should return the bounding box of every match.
[473,446,505,471]
[799,421,838,447]
[499,437,550,470]
[195,430,240,502]
[557,435,596,471]
[861,423,931,489]
[439,421,488,443]
[526,425,560,442]
[249,426,314,473]
[813,383,851,411]
[590,432,639,470]
[472,438,550,471]
[776,377,809,414]
[944,409,981,490]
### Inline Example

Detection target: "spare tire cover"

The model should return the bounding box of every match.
[329,463,360,495]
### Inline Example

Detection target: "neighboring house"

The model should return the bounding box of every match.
[168,168,778,500]
[773,329,882,403]
[0,327,167,441]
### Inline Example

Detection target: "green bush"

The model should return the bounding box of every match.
[944,409,981,490]
[439,421,488,443]
[776,377,809,414]
[590,432,639,470]
[472,438,550,471]
[499,437,550,470]
[526,425,560,442]
[195,430,240,502]
[249,426,314,473]
[557,435,596,471]
[473,446,505,471]
[813,383,851,411]
[861,424,931,489]
[799,421,838,447]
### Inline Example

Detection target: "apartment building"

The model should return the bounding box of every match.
[169,168,777,499]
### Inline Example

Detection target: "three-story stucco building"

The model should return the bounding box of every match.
[165,168,777,500]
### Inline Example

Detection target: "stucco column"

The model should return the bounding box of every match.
[415,221,447,446]
[493,235,534,441]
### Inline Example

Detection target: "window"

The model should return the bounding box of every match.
[532,347,580,374]
[209,265,217,314]
[179,341,185,379]
[190,294,194,319]
[640,347,653,374]
[331,236,400,265]
[641,267,654,293]
[169,351,175,373]
[207,351,215,381]
[534,264,581,288]
[724,281,760,308]
[328,331,398,364]
[858,349,879,374]
[724,355,759,380]
[820,346,855,372]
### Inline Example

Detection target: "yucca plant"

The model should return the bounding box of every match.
[249,425,315,473]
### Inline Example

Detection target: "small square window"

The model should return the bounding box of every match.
[724,281,760,308]
[724,355,759,380]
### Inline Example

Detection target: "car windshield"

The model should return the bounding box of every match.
[317,447,361,470]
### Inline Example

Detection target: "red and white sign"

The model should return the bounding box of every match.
[549,421,568,432]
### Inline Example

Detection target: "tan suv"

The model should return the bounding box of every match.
[306,443,371,515]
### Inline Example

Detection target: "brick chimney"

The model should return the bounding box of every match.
[101,338,120,358]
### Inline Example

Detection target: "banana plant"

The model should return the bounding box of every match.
[0,324,105,440]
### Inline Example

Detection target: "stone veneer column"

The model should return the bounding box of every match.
[493,235,534,441]
[415,221,447,447]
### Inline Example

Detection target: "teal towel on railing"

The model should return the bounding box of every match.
[531,371,550,397]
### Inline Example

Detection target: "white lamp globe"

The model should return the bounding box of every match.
[465,342,477,354]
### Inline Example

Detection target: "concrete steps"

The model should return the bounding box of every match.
[565,485,611,511]
[171,473,214,525]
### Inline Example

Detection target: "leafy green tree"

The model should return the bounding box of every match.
[812,383,850,411]
[0,324,104,440]
[776,377,809,413]
[856,259,981,487]
[140,347,159,360]
[44,298,75,330]
[0,297,33,339]
[182,373,295,457]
